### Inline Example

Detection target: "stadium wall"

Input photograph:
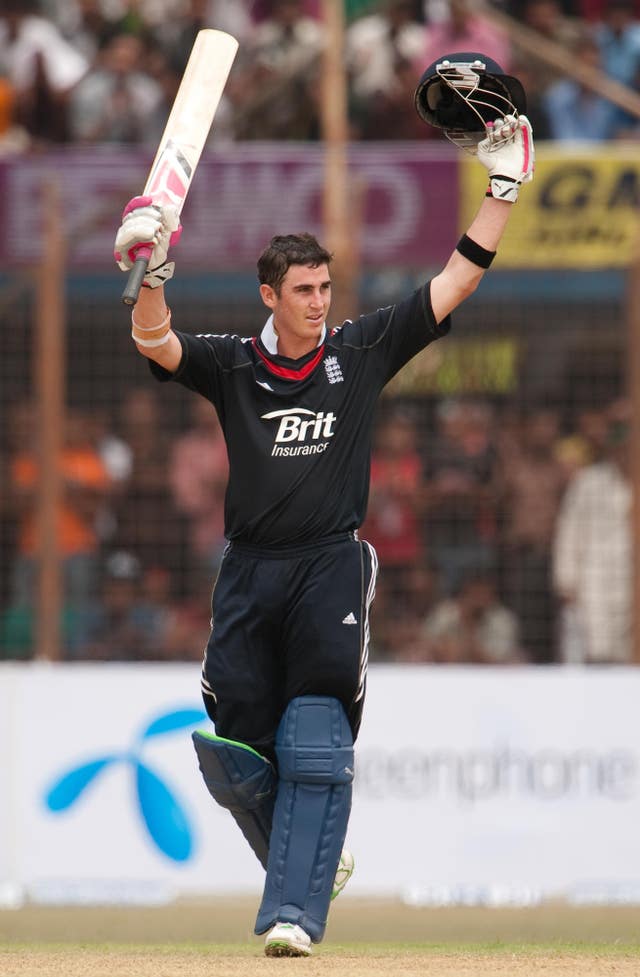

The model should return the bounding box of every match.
[1,662,639,908]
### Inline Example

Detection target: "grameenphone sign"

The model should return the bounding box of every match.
[0,663,639,905]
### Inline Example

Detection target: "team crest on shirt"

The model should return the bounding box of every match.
[324,355,343,384]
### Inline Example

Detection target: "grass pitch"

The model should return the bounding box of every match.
[1,899,639,976]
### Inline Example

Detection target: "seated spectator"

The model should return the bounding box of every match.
[553,401,632,664]
[497,407,567,663]
[412,571,523,664]
[231,0,325,140]
[423,398,498,598]
[0,0,89,143]
[68,31,164,144]
[542,33,620,140]
[346,0,426,138]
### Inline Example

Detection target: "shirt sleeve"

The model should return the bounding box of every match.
[338,282,451,385]
[147,331,237,406]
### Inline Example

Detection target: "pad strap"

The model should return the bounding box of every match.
[456,233,496,269]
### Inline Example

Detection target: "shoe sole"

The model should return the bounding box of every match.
[265,941,311,958]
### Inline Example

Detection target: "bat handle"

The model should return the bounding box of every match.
[121,246,152,306]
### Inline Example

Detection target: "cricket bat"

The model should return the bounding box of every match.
[121,28,238,306]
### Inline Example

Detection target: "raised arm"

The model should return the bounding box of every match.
[430,114,534,325]
[114,195,183,372]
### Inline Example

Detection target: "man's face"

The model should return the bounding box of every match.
[260,263,331,356]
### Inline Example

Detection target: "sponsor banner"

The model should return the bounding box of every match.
[0,144,457,270]
[384,335,519,397]
[460,145,640,269]
[1,663,639,903]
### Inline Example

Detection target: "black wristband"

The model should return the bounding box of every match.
[456,233,496,269]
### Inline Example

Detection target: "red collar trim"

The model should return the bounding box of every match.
[253,338,325,381]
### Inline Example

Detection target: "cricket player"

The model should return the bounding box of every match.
[114,55,534,957]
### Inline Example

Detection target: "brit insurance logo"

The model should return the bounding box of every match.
[262,408,336,457]
[43,707,207,863]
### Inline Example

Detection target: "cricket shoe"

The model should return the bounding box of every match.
[264,922,312,957]
[331,848,355,900]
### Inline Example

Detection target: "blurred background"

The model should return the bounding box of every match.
[2,0,640,668]
[1,0,640,914]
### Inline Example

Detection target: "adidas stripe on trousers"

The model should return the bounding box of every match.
[201,534,378,762]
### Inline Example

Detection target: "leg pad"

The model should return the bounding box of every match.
[192,731,276,870]
[254,696,354,943]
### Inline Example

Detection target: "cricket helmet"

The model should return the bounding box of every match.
[414,52,527,152]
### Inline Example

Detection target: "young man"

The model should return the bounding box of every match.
[114,100,533,956]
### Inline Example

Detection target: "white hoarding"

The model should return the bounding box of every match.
[1,663,639,904]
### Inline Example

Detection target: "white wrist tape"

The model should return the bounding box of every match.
[131,307,172,347]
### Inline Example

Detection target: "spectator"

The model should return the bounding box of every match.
[369,562,436,661]
[42,0,119,62]
[154,0,254,75]
[542,33,620,141]
[512,0,584,88]
[412,571,522,664]
[346,0,426,138]
[578,0,640,23]
[553,404,608,481]
[80,550,164,660]
[497,407,567,663]
[68,31,164,144]
[594,0,640,137]
[423,398,498,597]
[552,403,632,664]
[232,0,325,140]
[421,0,512,80]
[168,394,229,592]
[0,0,89,143]
[161,571,216,660]
[110,387,188,583]
[543,35,618,142]
[8,408,112,614]
[360,408,426,604]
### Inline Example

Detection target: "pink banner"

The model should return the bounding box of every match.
[0,144,459,270]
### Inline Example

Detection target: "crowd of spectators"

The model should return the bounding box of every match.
[1,0,640,151]
[0,389,632,666]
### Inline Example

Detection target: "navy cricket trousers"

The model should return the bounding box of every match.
[200,534,378,762]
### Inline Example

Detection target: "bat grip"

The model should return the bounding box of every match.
[121,246,152,306]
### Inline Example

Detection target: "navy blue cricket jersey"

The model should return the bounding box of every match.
[150,282,450,547]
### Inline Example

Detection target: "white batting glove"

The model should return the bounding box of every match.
[477,114,535,203]
[114,195,182,287]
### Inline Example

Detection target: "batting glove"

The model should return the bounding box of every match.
[477,114,535,203]
[114,195,182,288]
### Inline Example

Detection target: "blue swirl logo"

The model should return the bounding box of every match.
[43,707,207,862]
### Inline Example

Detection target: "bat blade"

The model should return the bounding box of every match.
[122,28,238,306]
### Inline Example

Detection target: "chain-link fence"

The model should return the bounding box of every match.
[0,145,633,666]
